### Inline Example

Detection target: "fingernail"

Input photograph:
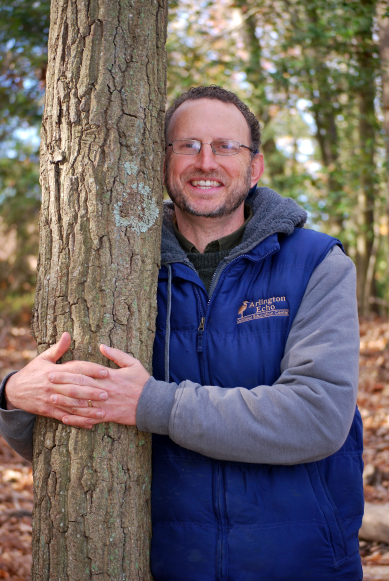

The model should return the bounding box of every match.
[96,411,104,418]
[99,369,108,377]
[63,417,68,424]
[99,392,108,400]
[103,344,111,353]
[49,373,55,381]
[51,395,57,403]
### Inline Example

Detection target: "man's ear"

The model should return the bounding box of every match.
[250,153,264,187]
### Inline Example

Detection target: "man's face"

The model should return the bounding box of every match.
[164,99,263,218]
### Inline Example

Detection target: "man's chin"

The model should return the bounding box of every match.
[168,190,248,219]
[174,200,233,218]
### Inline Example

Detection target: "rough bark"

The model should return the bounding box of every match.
[31,0,167,579]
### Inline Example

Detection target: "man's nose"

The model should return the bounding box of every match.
[193,143,219,171]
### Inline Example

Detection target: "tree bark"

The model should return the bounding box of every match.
[31,0,167,579]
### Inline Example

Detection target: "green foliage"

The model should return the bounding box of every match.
[0,0,388,314]
[0,0,48,320]
[0,0,49,126]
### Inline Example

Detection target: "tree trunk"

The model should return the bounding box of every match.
[354,0,378,315]
[378,0,389,281]
[303,3,345,237]
[31,0,167,579]
[236,1,287,189]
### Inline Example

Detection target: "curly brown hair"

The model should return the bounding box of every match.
[165,85,261,154]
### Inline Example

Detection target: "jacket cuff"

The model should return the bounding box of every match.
[0,372,35,463]
[0,371,19,409]
[136,377,178,435]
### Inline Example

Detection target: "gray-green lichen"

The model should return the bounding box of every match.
[114,181,159,234]
[123,160,138,179]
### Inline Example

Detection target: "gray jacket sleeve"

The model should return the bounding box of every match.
[136,246,360,464]
[0,372,35,462]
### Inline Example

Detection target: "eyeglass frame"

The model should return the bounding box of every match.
[166,139,256,156]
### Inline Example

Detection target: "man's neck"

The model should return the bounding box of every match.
[174,204,245,253]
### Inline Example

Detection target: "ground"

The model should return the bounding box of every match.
[1,319,389,579]
[0,326,34,580]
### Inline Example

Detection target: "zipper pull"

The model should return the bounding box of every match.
[197,317,205,352]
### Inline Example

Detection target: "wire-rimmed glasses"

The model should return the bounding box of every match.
[167,139,254,156]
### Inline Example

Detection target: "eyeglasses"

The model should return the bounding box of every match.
[167,139,255,156]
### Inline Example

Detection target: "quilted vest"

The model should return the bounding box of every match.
[151,228,364,581]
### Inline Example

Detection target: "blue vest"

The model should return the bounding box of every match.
[151,228,364,581]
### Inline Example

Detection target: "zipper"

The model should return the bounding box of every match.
[202,248,278,581]
[164,248,279,361]
[193,286,206,352]
[208,247,278,302]
[163,246,279,581]
[207,258,228,302]
[197,316,205,352]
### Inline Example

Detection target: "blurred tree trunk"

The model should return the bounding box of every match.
[354,0,377,314]
[236,1,286,188]
[378,1,389,174]
[31,0,167,579]
[378,0,389,281]
[303,2,345,237]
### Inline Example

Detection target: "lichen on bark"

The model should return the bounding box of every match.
[31,0,167,578]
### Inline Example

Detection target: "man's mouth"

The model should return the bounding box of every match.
[190,180,223,189]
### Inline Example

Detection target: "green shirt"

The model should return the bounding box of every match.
[173,204,253,253]
[173,204,253,293]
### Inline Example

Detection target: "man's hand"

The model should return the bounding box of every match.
[5,332,110,428]
[49,344,150,428]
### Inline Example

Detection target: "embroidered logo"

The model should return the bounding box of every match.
[237,297,289,324]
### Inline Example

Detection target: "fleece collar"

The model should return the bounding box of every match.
[160,186,307,266]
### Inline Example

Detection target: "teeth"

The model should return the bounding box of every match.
[191,180,221,187]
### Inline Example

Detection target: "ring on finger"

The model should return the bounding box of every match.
[88,400,93,408]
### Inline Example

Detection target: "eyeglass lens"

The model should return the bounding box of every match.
[172,140,241,155]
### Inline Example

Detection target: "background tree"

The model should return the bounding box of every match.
[0,0,49,324]
[31,0,167,579]
[2,0,389,322]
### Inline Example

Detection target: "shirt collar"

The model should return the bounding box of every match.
[173,204,253,254]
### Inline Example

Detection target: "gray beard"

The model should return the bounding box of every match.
[165,166,252,218]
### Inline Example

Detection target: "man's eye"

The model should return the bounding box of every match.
[218,142,234,150]
[183,142,198,150]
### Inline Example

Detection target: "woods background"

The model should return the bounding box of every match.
[1,0,389,323]
[2,0,389,580]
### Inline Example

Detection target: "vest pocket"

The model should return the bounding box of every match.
[305,462,348,567]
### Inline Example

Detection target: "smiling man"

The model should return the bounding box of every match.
[0,86,363,580]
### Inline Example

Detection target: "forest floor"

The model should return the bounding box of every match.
[1,320,389,579]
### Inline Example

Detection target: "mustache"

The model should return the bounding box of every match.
[181,170,228,184]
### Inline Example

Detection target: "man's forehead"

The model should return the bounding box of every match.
[167,98,250,140]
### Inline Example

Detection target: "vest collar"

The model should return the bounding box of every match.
[161,187,307,266]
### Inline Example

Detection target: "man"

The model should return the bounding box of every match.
[0,86,363,580]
